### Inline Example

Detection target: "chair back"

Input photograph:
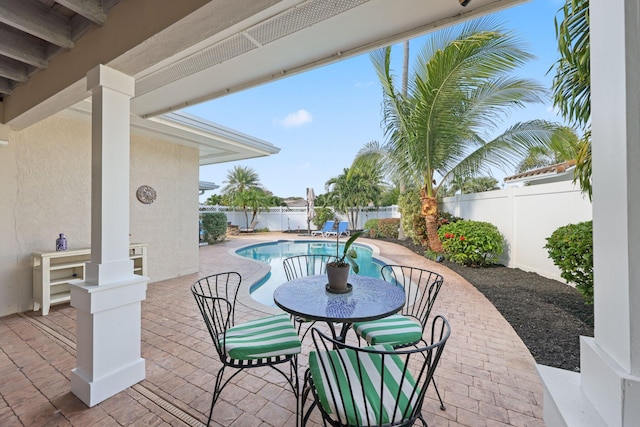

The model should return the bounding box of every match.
[381,265,444,329]
[283,254,337,281]
[338,221,349,236]
[306,315,451,426]
[191,272,242,359]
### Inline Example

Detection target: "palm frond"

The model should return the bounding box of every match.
[440,120,560,182]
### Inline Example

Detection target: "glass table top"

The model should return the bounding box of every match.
[273,274,405,323]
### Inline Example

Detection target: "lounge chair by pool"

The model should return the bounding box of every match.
[239,219,259,233]
[324,221,349,238]
[311,221,333,237]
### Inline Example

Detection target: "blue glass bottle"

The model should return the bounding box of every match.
[56,233,67,251]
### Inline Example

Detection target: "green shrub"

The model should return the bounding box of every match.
[424,248,442,262]
[201,213,228,243]
[438,220,504,266]
[438,211,462,227]
[545,221,593,304]
[312,207,334,229]
[398,188,427,246]
[365,218,399,238]
[363,219,380,237]
[377,218,399,238]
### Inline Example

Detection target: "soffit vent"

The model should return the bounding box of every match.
[136,33,256,95]
[246,0,369,46]
[135,0,370,97]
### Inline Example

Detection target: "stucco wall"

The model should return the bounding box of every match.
[0,113,199,317]
[130,133,199,279]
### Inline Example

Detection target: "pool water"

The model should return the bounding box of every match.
[236,240,385,306]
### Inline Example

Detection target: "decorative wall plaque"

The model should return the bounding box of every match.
[136,185,157,204]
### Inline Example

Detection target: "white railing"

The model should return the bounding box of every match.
[199,205,400,232]
[441,180,592,282]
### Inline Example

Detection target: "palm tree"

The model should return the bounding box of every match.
[395,39,411,241]
[443,176,499,196]
[552,0,591,198]
[553,0,590,128]
[516,126,580,173]
[325,166,383,229]
[370,17,561,252]
[233,188,270,228]
[221,165,264,228]
[221,165,262,195]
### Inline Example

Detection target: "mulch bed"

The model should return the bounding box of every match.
[376,237,594,372]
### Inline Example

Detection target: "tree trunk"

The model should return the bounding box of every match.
[398,181,406,240]
[399,40,409,241]
[424,214,443,253]
[420,190,443,253]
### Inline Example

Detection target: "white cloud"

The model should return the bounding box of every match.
[275,109,313,128]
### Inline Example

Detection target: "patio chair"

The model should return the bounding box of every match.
[283,254,338,340]
[302,315,451,426]
[311,221,334,237]
[283,254,337,281]
[324,221,349,238]
[191,272,302,426]
[239,219,259,233]
[352,264,446,409]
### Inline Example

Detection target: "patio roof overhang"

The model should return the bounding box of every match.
[0,0,525,134]
[62,99,280,165]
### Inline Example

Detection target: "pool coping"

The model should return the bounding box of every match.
[228,238,394,316]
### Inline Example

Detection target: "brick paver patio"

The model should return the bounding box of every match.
[0,233,545,426]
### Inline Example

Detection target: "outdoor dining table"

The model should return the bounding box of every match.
[273,274,405,343]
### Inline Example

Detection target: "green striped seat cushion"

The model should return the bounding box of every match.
[221,313,301,360]
[308,344,419,425]
[353,314,422,346]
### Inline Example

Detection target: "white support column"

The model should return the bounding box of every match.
[537,1,640,425]
[583,0,640,424]
[70,65,148,407]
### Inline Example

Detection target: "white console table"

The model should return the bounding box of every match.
[32,243,147,315]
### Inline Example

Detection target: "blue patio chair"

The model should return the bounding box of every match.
[311,221,334,237]
[325,221,349,238]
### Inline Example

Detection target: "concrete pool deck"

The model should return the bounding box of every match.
[0,232,545,426]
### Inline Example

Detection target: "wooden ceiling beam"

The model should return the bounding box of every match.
[56,0,106,26]
[0,0,74,48]
[0,23,48,68]
[0,56,28,82]
[0,77,13,94]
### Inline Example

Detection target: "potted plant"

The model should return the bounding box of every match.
[326,220,364,292]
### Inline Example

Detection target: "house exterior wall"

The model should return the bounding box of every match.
[441,181,592,282]
[0,114,199,317]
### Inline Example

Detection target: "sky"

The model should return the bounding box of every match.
[186,0,568,202]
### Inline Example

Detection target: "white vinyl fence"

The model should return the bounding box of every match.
[441,180,592,282]
[199,205,400,233]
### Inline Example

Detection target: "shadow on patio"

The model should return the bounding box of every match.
[0,233,544,426]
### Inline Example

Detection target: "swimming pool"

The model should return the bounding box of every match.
[236,240,385,306]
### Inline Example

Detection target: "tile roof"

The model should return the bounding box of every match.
[504,160,577,183]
